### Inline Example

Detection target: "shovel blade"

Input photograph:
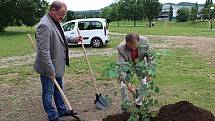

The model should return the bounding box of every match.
[95,100,107,110]
[94,93,109,110]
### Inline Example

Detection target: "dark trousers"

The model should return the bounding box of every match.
[40,76,68,120]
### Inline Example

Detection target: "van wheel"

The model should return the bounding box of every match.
[91,37,103,48]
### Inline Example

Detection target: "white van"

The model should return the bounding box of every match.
[62,18,109,48]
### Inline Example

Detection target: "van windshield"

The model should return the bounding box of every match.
[63,22,75,31]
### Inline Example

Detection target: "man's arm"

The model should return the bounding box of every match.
[117,46,135,93]
[117,47,126,64]
[140,37,151,61]
[36,24,55,77]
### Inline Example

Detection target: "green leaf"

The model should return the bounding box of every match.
[104,95,112,105]
[121,100,132,109]
[143,118,150,121]
[149,99,154,106]
[154,99,159,105]
[107,69,118,78]
[154,87,160,93]
[151,112,157,118]
[141,112,148,118]
[128,115,138,121]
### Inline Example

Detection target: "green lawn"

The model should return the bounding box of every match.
[155,49,215,113]
[0,26,35,57]
[0,21,215,58]
[109,20,215,37]
[1,48,214,114]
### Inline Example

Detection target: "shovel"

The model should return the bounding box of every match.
[77,29,109,110]
[52,79,81,121]
[27,34,81,121]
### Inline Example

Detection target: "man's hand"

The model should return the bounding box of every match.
[146,75,152,82]
[49,75,55,80]
[127,83,135,94]
[75,36,83,42]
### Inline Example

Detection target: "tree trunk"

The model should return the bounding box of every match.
[149,21,152,27]
[134,19,136,27]
[118,21,119,27]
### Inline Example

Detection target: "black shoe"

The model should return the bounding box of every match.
[59,110,81,121]
[59,111,78,117]
[49,117,65,121]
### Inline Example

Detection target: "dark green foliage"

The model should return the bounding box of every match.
[64,10,75,22]
[189,3,198,23]
[0,0,14,31]
[176,7,190,22]
[169,4,173,21]
[141,0,162,27]
[100,0,162,27]
[0,0,49,31]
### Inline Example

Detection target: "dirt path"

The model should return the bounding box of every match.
[0,33,215,121]
[1,33,214,68]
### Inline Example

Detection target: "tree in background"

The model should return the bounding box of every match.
[169,4,173,21]
[0,0,14,31]
[141,0,162,27]
[190,3,199,23]
[100,6,112,23]
[176,7,190,22]
[111,3,121,26]
[0,0,49,31]
[101,2,121,26]
[202,0,213,19]
[64,10,75,22]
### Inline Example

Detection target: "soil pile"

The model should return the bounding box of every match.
[156,100,215,121]
[103,100,215,121]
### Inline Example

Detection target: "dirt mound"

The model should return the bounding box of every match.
[103,101,215,121]
[156,100,215,121]
[103,112,130,121]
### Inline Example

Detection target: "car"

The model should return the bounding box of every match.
[62,18,110,48]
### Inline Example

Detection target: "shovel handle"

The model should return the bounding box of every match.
[27,34,36,52]
[77,28,99,94]
[52,79,73,110]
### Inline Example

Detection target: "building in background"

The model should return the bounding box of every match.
[158,2,204,20]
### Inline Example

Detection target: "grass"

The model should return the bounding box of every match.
[0,21,215,58]
[154,48,215,113]
[0,64,36,85]
[1,47,214,114]
[0,26,35,57]
[109,20,215,37]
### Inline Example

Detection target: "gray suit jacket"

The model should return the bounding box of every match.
[117,36,150,64]
[34,14,77,77]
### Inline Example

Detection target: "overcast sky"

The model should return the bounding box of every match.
[46,0,205,11]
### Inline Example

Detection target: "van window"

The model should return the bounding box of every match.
[78,21,90,30]
[63,22,75,31]
[91,21,103,29]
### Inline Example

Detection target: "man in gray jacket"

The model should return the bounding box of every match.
[34,1,82,121]
[117,33,150,109]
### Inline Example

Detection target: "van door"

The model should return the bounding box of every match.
[78,21,91,44]
[63,22,75,39]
